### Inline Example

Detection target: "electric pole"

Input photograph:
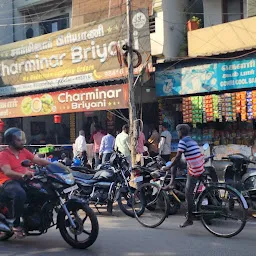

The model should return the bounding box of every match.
[126,0,137,166]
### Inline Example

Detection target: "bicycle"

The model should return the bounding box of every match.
[132,171,248,238]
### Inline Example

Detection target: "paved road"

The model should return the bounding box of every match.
[1,210,256,256]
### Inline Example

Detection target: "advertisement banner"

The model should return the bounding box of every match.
[156,58,256,96]
[0,84,128,118]
[0,10,151,96]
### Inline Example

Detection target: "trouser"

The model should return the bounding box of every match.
[161,154,171,163]
[102,153,112,164]
[149,151,158,157]
[3,180,27,227]
[125,155,132,169]
[185,175,199,220]
[94,152,101,167]
[80,151,88,167]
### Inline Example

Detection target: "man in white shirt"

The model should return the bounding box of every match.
[74,130,87,166]
[159,122,172,162]
[115,124,131,167]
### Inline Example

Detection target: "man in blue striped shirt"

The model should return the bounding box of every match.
[163,124,204,228]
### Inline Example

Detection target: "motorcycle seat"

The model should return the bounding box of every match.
[79,179,98,185]
[212,160,233,181]
[71,166,96,174]
[72,171,94,180]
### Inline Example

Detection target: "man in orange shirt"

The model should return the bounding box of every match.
[0,128,49,238]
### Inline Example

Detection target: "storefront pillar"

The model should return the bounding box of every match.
[70,113,76,143]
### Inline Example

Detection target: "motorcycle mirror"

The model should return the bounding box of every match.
[21,159,32,167]
[203,143,209,151]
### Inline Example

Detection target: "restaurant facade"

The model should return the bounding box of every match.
[0,9,153,146]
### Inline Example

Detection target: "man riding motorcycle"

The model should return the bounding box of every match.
[0,128,49,238]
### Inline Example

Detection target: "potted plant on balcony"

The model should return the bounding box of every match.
[187,16,201,31]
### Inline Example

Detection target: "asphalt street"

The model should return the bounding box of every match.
[1,209,256,256]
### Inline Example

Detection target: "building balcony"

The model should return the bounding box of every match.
[188,16,256,57]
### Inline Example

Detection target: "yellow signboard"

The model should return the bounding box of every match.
[0,9,151,96]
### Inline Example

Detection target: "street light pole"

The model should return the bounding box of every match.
[126,0,137,166]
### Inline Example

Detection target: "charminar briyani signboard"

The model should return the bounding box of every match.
[0,9,151,96]
[0,84,128,118]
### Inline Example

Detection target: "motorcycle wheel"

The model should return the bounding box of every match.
[58,202,99,249]
[117,187,145,218]
[0,232,13,241]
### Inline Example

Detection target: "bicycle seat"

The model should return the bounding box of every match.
[212,160,233,181]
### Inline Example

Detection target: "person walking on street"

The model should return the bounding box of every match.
[136,130,146,165]
[92,124,105,167]
[74,130,87,166]
[115,124,131,167]
[90,116,98,137]
[148,125,160,157]
[158,122,172,162]
[99,129,115,163]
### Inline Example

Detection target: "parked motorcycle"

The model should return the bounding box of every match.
[0,161,99,249]
[73,152,143,217]
[211,153,256,209]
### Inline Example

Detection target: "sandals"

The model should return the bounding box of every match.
[180,219,193,228]
[13,227,25,239]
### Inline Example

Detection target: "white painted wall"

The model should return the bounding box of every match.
[151,0,188,60]
[150,11,164,57]
[0,1,14,45]
[202,0,223,27]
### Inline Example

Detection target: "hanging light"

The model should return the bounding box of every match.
[0,120,4,132]
[54,115,62,124]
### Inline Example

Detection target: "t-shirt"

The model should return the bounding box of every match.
[115,131,130,157]
[0,148,34,184]
[137,132,145,154]
[92,132,105,153]
[159,130,172,155]
[178,136,204,177]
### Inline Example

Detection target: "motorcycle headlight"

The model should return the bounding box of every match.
[57,173,75,185]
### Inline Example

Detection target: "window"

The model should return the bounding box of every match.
[39,14,69,35]
[223,0,244,23]
[149,15,156,33]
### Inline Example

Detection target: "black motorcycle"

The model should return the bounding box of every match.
[212,153,256,209]
[73,152,143,217]
[0,161,99,249]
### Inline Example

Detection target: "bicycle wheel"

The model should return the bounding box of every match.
[197,185,247,238]
[132,182,170,228]
[117,187,145,218]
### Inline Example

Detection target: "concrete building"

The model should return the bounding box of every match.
[0,1,15,45]
[188,0,256,57]
[0,0,72,45]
